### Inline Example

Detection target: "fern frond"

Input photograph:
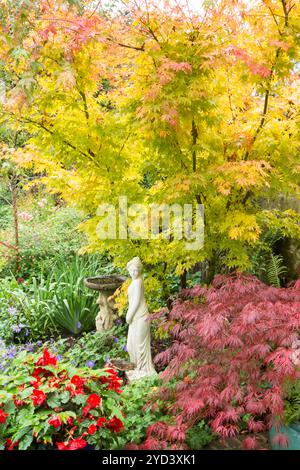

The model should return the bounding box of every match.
[267,254,287,287]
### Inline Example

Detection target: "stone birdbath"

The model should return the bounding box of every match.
[84,275,126,332]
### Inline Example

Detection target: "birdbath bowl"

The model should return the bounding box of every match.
[108,358,135,371]
[84,275,126,332]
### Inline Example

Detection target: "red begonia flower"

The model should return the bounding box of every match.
[56,442,68,450]
[31,389,47,407]
[67,417,74,426]
[5,438,18,450]
[48,415,62,428]
[107,416,124,433]
[88,424,97,435]
[68,438,87,450]
[32,367,45,378]
[0,409,8,424]
[87,394,101,408]
[97,417,106,427]
[36,348,57,367]
[30,378,41,389]
[82,405,90,417]
[71,375,84,387]
[56,438,87,451]
[13,398,24,407]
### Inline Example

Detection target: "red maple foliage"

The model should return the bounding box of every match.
[148,274,300,448]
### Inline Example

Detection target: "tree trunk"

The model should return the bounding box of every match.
[10,179,20,274]
[180,269,187,290]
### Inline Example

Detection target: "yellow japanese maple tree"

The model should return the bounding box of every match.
[0,0,300,290]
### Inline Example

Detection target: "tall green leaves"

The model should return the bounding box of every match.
[18,256,110,336]
[267,254,287,288]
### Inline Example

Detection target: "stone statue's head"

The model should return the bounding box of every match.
[127,256,143,280]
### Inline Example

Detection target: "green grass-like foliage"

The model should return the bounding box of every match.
[23,256,102,335]
[0,253,121,340]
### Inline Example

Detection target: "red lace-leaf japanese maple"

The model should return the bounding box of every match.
[150,274,300,446]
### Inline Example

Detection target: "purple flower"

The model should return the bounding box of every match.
[86,360,95,368]
[105,355,110,364]
[57,354,62,361]
[71,360,76,365]
[77,321,82,330]
[12,325,21,333]
[8,307,17,316]
[114,337,119,343]
[36,340,42,346]
[123,344,127,352]
[115,318,123,325]
[8,352,15,358]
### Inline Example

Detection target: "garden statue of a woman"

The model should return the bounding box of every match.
[126,257,156,380]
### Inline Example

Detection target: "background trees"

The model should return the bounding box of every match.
[0,0,299,291]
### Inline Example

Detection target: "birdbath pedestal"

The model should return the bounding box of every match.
[84,276,126,332]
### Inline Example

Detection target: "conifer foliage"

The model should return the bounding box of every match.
[148,275,300,448]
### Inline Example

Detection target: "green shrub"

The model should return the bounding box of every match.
[185,420,214,449]
[48,327,128,370]
[114,376,168,449]
[0,203,86,279]
[0,324,127,374]
[0,277,31,344]
[249,230,287,286]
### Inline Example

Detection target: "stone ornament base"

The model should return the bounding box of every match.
[84,275,126,332]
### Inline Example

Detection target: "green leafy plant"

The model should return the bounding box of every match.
[267,254,287,288]
[0,181,11,229]
[283,378,300,426]
[115,376,167,449]
[0,347,125,450]
[48,326,128,370]
[0,323,128,375]
[185,420,214,450]
[0,203,86,279]
[0,277,31,343]
[12,255,118,337]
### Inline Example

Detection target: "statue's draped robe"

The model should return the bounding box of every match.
[126,279,156,377]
